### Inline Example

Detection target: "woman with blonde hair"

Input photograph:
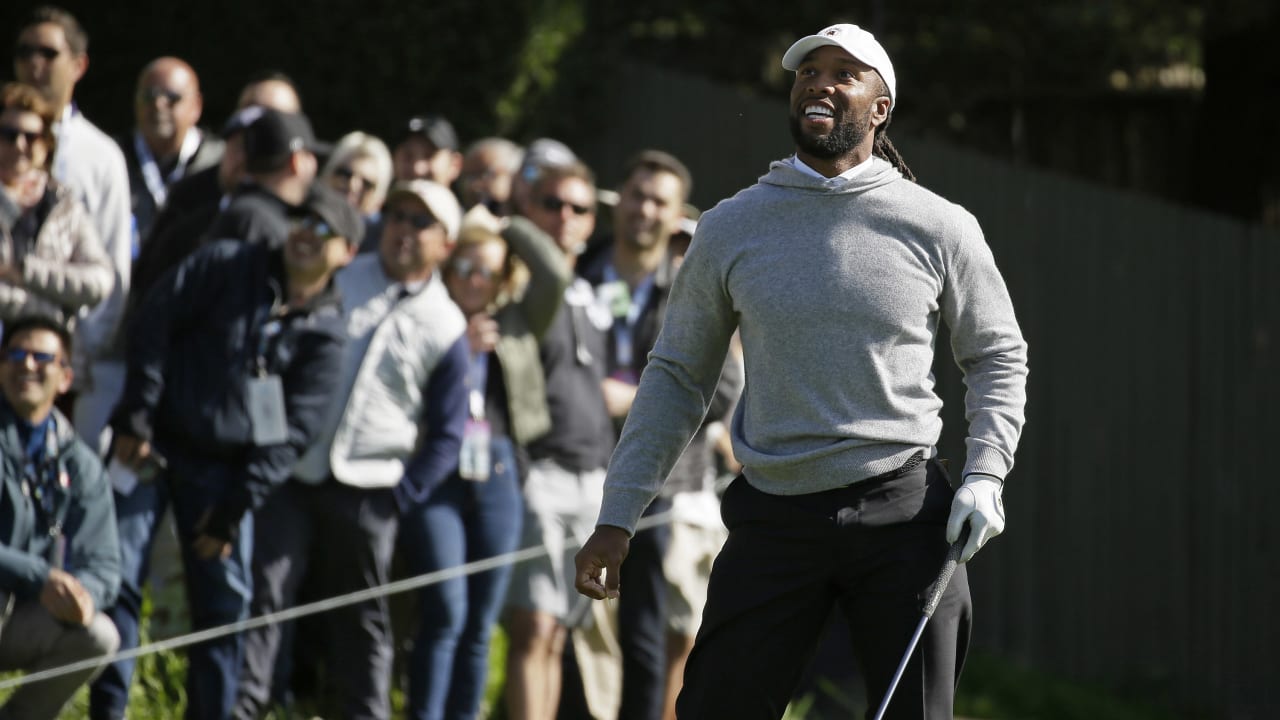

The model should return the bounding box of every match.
[320,131,392,252]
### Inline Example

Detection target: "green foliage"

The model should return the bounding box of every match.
[2,626,1190,720]
[0,0,1212,160]
[494,1,587,137]
[777,652,1189,720]
[954,653,1189,720]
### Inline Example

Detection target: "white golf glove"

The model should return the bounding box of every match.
[946,473,1006,563]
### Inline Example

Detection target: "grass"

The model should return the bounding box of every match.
[952,653,1189,720]
[783,652,1189,720]
[2,606,1190,720]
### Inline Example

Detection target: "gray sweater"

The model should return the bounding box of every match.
[598,157,1029,534]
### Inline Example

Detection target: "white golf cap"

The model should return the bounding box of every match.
[384,179,462,240]
[781,23,896,111]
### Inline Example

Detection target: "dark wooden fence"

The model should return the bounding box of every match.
[575,62,1280,719]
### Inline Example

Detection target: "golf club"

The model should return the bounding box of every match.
[870,525,971,720]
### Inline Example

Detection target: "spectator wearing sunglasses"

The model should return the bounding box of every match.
[235,178,468,719]
[124,74,303,319]
[458,136,524,217]
[0,81,113,330]
[502,153,617,720]
[395,201,569,720]
[573,149,694,720]
[322,131,391,219]
[13,6,133,455]
[320,130,392,258]
[108,185,356,720]
[0,315,121,720]
[119,57,224,247]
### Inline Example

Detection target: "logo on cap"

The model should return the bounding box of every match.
[824,28,840,36]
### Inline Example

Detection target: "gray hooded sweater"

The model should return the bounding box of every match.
[598,157,1029,534]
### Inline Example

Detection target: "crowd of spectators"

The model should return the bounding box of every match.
[0,5,741,720]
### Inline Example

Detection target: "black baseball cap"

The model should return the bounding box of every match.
[400,113,459,152]
[243,109,331,169]
[298,184,364,247]
[220,106,262,138]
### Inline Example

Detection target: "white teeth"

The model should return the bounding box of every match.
[804,104,833,118]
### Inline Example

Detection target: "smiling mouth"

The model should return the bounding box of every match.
[802,102,834,120]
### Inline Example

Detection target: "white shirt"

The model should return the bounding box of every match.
[786,154,875,186]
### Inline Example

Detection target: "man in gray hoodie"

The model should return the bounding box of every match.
[575,23,1028,720]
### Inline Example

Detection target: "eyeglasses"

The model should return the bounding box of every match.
[0,126,43,146]
[385,208,437,230]
[449,257,498,282]
[13,44,61,61]
[290,215,341,241]
[537,196,592,217]
[3,348,63,367]
[333,166,377,194]
[139,87,184,105]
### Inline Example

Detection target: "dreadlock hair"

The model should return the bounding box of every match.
[873,126,914,182]
[869,74,916,182]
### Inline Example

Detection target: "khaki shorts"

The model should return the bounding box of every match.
[506,458,605,623]
[663,517,728,636]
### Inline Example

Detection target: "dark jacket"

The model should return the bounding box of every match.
[204,182,292,249]
[580,242,743,494]
[0,403,120,610]
[133,163,222,291]
[118,128,225,243]
[577,242,673,380]
[114,163,224,358]
[112,239,347,527]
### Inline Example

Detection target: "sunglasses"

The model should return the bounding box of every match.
[333,166,377,193]
[0,126,43,146]
[449,257,498,282]
[139,87,184,105]
[3,348,63,367]
[385,208,437,230]
[13,44,61,61]
[290,215,341,241]
[537,195,592,217]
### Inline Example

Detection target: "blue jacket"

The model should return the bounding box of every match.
[0,403,120,610]
[113,239,347,527]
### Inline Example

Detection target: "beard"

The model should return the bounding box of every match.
[789,104,872,159]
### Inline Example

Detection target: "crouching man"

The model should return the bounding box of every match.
[0,315,121,720]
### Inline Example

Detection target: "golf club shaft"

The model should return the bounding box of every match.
[871,527,970,720]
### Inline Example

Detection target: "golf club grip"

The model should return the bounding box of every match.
[922,525,970,618]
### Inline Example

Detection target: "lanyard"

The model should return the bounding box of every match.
[603,264,655,370]
[21,419,69,561]
[255,318,283,376]
[468,352,490,420]
[244,276,286,377]
[133,128,203,209]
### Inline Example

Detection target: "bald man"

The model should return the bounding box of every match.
[121,56,224,243]
[236,74,301,114]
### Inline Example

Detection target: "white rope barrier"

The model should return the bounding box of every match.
[0,509,674,692]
